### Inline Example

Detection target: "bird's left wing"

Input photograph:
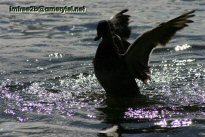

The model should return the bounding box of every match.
[110,9,131,39]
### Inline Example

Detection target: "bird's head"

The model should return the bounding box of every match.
[94,20,111,41]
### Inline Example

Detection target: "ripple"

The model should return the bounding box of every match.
[0,0,205,136]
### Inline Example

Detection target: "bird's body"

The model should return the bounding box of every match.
[94,37,139,96]
[93,9,195,96]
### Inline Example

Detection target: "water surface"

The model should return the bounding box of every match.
[0,0,205,136]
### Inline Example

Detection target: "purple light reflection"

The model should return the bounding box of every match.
[155,118,192,128]
[124,107,167,119]
[124,107,192,128]
[17,116,29,122]
[4,109,16,115]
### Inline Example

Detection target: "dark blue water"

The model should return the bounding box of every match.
[0,0,205,136]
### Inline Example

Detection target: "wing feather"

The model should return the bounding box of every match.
[110,9,131,39]
[124,10,195,83]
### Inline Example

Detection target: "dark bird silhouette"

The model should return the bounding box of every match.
[93,9,195,97]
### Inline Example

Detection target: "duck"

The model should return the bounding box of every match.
[93,9,195,97]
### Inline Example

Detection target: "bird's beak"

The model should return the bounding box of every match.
[94,35,101,41]
[94,31,101,41]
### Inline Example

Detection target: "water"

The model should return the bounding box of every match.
[0,0,205,136]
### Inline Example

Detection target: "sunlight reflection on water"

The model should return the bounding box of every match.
[124,107,193,128]
[0,0,205,136]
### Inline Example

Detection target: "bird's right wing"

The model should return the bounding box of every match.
[124,10,195,83]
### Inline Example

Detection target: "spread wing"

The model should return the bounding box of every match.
[124,10,195,83]
[109,9,131,54]
[110,9,131,39]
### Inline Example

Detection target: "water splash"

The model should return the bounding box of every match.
[0,73,104,122]
[143,57,205,106]
[175,44,191,51]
